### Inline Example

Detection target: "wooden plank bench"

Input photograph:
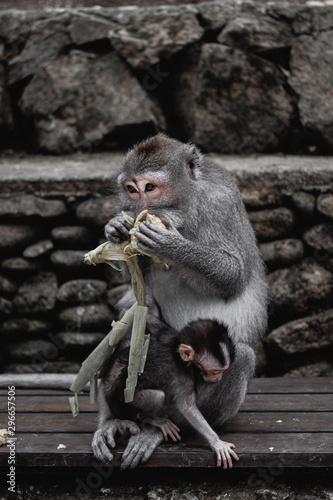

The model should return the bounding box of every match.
[0,375,332,469]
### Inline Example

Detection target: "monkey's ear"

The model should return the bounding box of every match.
[185,145,202,180]
[179,344,195,362]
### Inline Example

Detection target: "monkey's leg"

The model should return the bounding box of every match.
[91,387,140,463]
[133,389,181,442]
[120,426,164,470]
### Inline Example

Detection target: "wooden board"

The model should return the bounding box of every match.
[0,377,332,469]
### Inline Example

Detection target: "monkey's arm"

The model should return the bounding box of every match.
[177,395,239,469]
[135,221,246,298]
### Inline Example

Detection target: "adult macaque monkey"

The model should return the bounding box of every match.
[103,319,237,469]
[92,134,268,468]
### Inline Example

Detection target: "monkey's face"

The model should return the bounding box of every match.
[122,173,174,215]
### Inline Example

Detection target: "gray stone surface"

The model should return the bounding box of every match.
[1,256,45,273]
[218,13,291,53]
[268,260,333,317]
[56,331,105,351]
[0,296,12,317]
[5,338,59,362]
[76,196,116,228]
[289,25,333,150]
[0,194,67,218]
[284,360,333,377]
[266,309,333,355]
[317,193,333,219]
[248,208,296,241]
[14,271,58,314]
[0,60,13,133]
[108,6,203,69]
[303,223,333,252]
[291,191,316,217]
[57,279,108,304]
[51,226,94,247]
[176,43,293,154]
[259,238,304,268]
[50,250,87,269]
[1,317,52,336]
[58,304,114,331]
[19,50,159,153]
[3,361,81,374]
[0,273,17,297]
[23,239,53,259]
[0,224,37,252]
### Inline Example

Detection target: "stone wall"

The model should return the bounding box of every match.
[0,1,333,155]
[0,154,332,377]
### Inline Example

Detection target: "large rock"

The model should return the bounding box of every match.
[289,28,333,151]
[268,260,333,317]
[303,223,333,253]
[176,43,293,154]
[0,273,17,297]
[259,239,304,268]
[51,226,95,248]
[14,272,58,314]
[23,240,54,259]
[57,279,108,304]
[8,15,72,85]
[0,224,37,253]
[1,257,45,274]
[284,360,333,378]
[19,50,160,153]
[76,197,116,228]
[266,309,333,355]
[3,361,81,374]
[0,61,14,135]
[291,191,316,217]
[248,208,296,241]
[218,14,291,53]
[58,304,114,331]
[50,250,87,269]
[0,195,67,218]
[317,193,333,219]
[0,297,12,318]
[56,332,105,353]
[108,6,204,69]
[2,318,52,337]
[6,339,59,362]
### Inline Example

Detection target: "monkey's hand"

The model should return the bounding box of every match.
[146,417,181,442]
[104,214,132,243]
[120,426,164,470]
[212,439,239,469]
[91,419,140,463]
[135,219,183,260]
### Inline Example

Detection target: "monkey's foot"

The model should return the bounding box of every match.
[147,417,181,442]
[120,426,164,470]
[212,440,239,469]
[91,419,140,463]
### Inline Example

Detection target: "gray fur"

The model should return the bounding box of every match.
[92,134,268,468]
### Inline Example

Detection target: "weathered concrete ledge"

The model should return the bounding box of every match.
[0,153,332,199]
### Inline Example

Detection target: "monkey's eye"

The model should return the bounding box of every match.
[127,185,137,194]
[145,183,156,192]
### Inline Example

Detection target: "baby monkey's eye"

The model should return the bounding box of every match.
[146,184,156,192]
[127,185,137,193]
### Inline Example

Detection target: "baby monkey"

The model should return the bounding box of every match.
[103,319,239,468]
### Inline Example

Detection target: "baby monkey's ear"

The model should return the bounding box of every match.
[179,343,195,362]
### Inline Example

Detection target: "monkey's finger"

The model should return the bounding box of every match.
[91,430,114,463]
